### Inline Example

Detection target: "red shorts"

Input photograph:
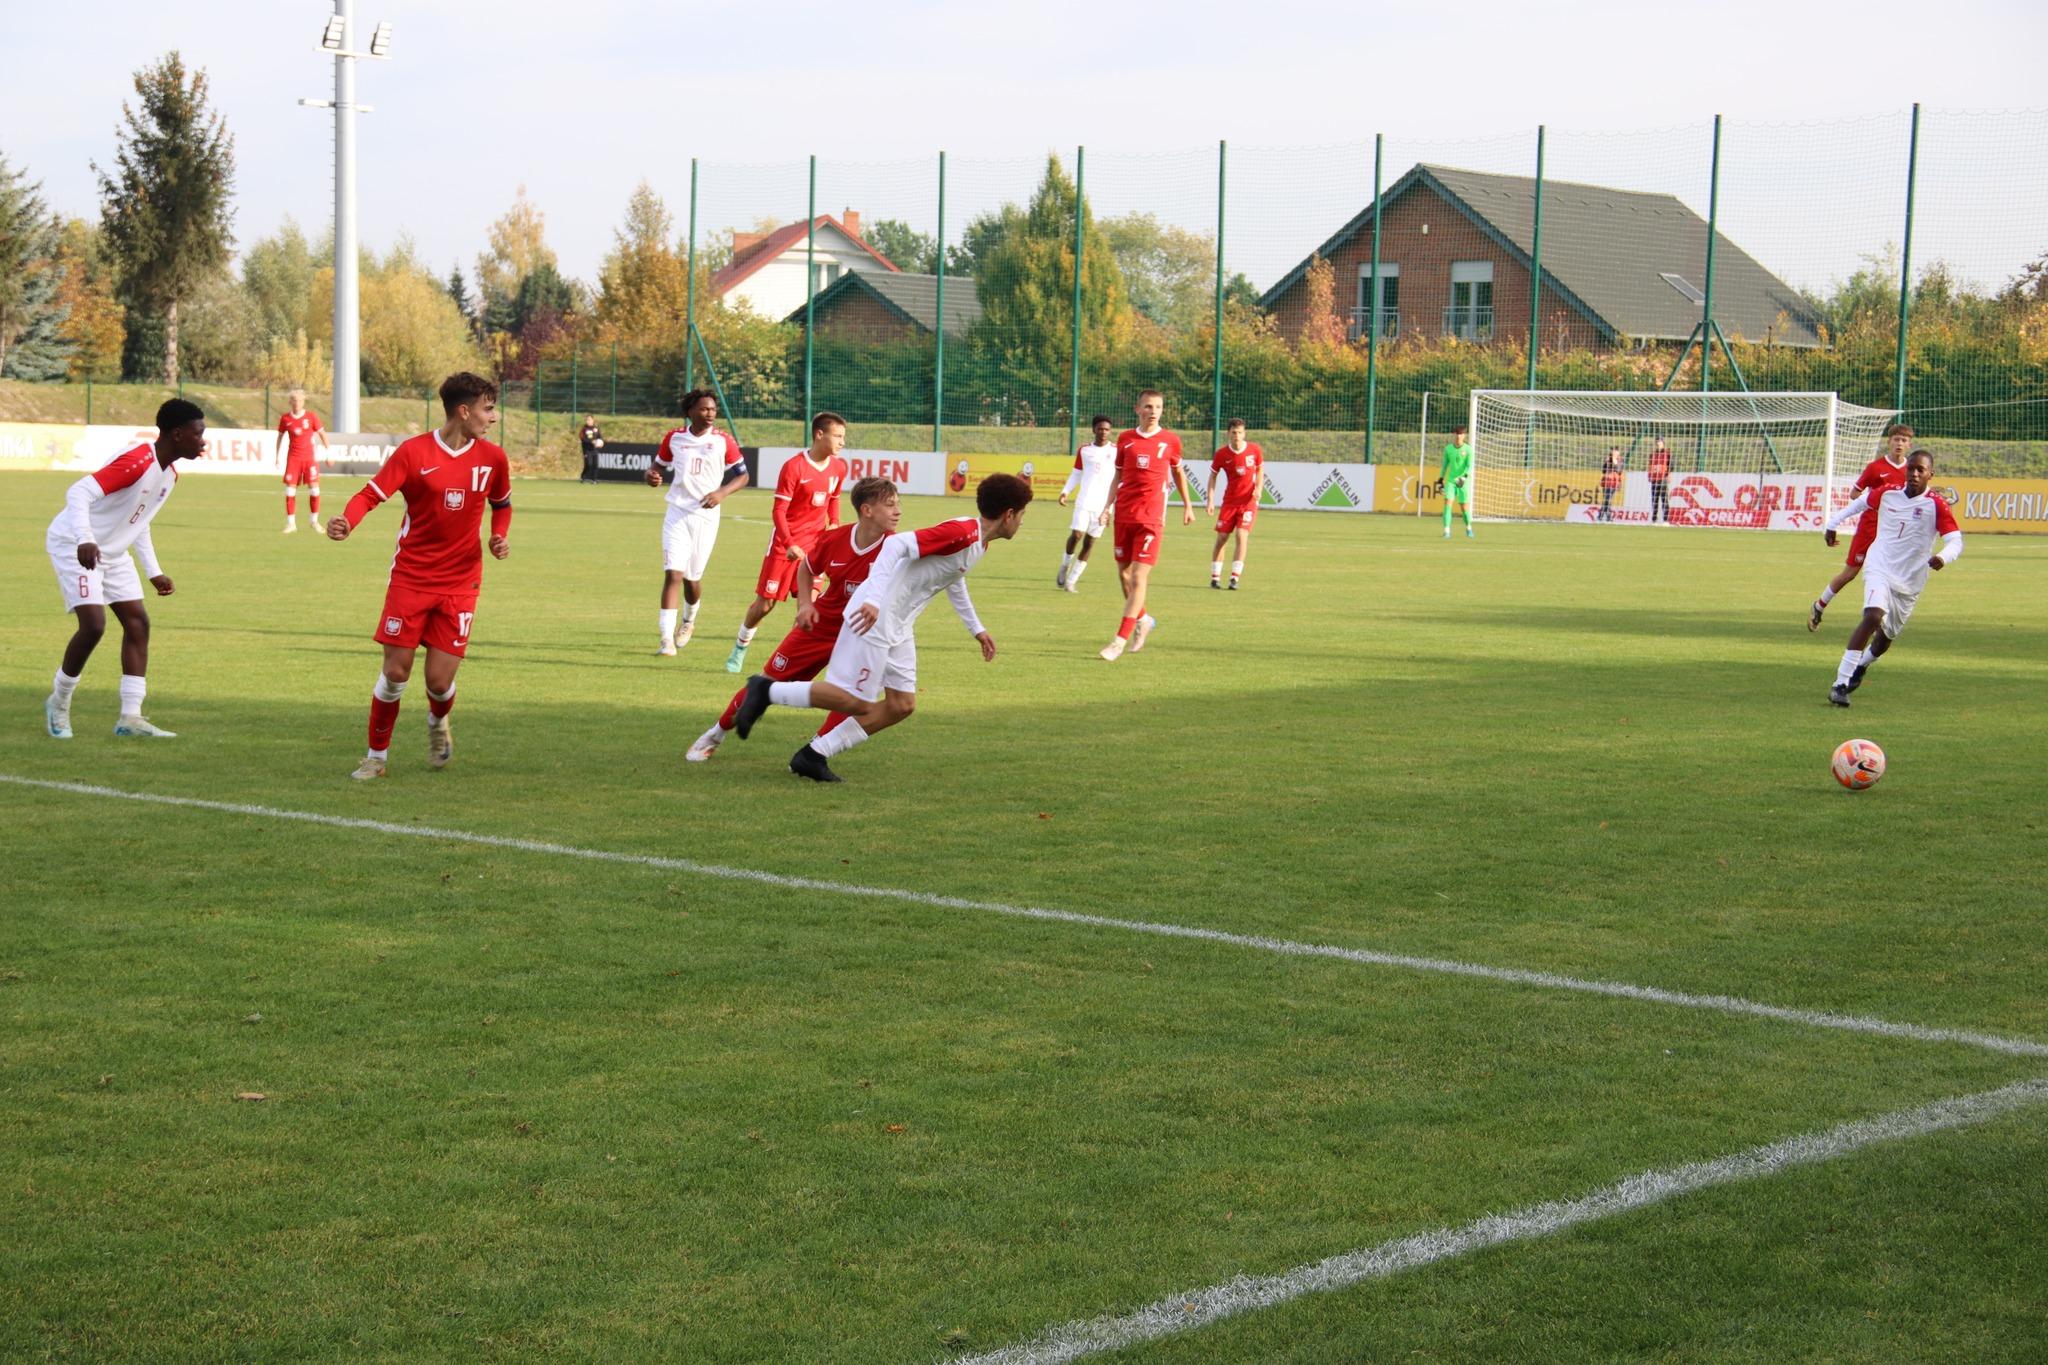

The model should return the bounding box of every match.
[756,539,808,601]
[373,584,479,657]
[1112,520,1163,567]
[1844,514,1880,568]
[1215,503,1257,534]
[284,455,321,486]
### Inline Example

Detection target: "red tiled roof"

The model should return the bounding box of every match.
[710,216,900,296]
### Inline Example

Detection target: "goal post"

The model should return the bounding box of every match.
[1466,390,1897,530]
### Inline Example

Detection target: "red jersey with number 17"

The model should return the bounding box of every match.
[349,430,512,592]
[802,522,890,628]
[1114,428,1183,525]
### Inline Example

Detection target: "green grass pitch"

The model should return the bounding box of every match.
[2,471,2045,1362]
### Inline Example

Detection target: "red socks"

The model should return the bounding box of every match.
[1117,616,1137,640]
[428,687,455,720]
[717,685,746,731]
[286,494,297,516]
[367,696,401,752]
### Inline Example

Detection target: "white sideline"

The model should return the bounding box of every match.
[4,773,2045,1060]
[950,1077,2048,1365]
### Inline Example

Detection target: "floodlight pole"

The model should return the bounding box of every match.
[332,0,360,434]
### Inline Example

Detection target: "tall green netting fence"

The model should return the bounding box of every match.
[509,109,2046,475]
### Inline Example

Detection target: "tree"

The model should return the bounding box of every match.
[1297,253,1347,351]
[971,154,1130,389]
[53,219,125,379]
[863,218,938,274]
[475,186,555,336]
[241,218,317,346]
[2002,248,2048,304]
[592,180,691,343]
[0,152,72,380]
[446,263,474,332]
[947,205,1023,279]
[93,52,236,384]
[360,240,483,389]
[1101,211,1216,333]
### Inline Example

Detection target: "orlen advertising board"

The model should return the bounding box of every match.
[1561,471,1841,530]
[755,448,950,498]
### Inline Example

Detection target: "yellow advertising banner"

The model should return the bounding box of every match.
[1376,464,1448,516]
[942,453,1073,503]
[1937,477,2048,535]
[0,423,101,472]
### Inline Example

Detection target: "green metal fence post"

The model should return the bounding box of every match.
[1526,125,1545,392]
[1364,133,1383,464]
[691,322,743,447]
[1698,114,1723,472]
[85,371,92,424]
[264,383,271,428]
[803,154,817,434]
[423,387,429,431]
[1210,139,1226,461]
[933,150,947,454]
[1893,102,1921,412]
[685,158,698,396]
[533,362,542,451]
[610,342,617,417]
[570,344,580,422]
[1067,146,1085,461]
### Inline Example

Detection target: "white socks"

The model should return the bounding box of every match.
[768,681,812,707]
[736,625,757,646]
[1061,553,1075,573]
[374,675,407,703]
[118,674,146,718]
[682,602,699,624]
[659,608,678,643]
[813,717,869,757]
[1069,560,1087,584]
[1211,561,1223,579]
[52,668,80,706]
[1231,559,1244,576]
[1835,649,1864,687]
[1819,585,1837,605]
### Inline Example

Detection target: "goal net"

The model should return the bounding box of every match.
[1466,390,1898,530]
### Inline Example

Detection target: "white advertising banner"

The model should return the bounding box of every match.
[1563,471,1844,531]
[0,423,396,477]
[756,447,948,498]
[1173,460,1376,513]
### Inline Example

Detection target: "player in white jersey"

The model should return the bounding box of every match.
[1056,415,1116,591]
[731,473,1033,781]
[1820,449,1961,707]
[42,399,207,739]
[647,389,749,654]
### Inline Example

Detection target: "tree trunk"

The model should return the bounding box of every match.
[163,297,179,387]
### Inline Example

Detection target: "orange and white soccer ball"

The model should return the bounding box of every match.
[1832,738,1886,790]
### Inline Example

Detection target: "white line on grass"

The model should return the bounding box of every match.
[4,772,2045,1060]
[950,1076,2048,1365]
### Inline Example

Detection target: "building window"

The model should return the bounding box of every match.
[812,261,843,294]
[1352,262,1400,340]
[1446,261,1493,340]
[1659,272,1706,304]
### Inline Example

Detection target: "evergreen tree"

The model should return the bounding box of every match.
[93,52,236,384]
[0,151,72,380]
[862,218,938,274]
[971,154,1129,392]
[446,263,475,331]
[241,218,317,346]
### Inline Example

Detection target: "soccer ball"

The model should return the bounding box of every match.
[1831,739,1886,791]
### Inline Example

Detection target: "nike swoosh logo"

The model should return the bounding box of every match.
[828,560,848,569]
[420,466,440,475]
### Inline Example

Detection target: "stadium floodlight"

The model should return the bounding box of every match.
[321,14,345,48]
[369,21,392,57]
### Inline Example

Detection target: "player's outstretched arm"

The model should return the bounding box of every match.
[1821,489,1871,547]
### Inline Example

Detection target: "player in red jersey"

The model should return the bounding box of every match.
[1206,417,1263,590]
[1646,437,1673,524]
[327,372,512,781]
[1098,389,1195,661]
[726,411,848,673]
[277,390,331,533]
[1809,422,1914,630]
[687,477,901,764]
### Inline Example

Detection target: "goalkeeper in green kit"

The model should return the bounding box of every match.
[1441,425,1474,537]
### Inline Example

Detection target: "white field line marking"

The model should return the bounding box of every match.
[952,1076,2048,1365]
[4,773,2045,1060]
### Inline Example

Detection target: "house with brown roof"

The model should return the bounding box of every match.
[785,272,984,343]
[713,211,900,321]
[1261,165,1822,352]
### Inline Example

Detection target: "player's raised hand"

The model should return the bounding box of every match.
[1823,528,1838,548]
[326,518,352,542]
[149,575,174,597]
[489,535,510,560]
[976,632,996,662]
[76,542,100,569]
[849,602,880,636]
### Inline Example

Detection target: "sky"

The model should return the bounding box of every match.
[6,0,2047,296]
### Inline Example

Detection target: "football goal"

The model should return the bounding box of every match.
[1465,390,1899,529]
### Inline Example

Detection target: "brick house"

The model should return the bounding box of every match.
[785,272,984,343]
[712,211,900,320]
[1261,164,1822,352]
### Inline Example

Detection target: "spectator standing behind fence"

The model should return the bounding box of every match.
[579,416,605,483]
[1647,438,1672,524]
[1598,445,1624,521]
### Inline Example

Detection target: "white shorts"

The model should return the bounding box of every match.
[1862,569,1921,639]
[1070,501,1110,537]
[824,626,917,699]
[661,506,720,579]
[50,541,142,612]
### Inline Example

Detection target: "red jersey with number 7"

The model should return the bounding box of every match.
[770,453,846,550]
[1114,428,1183,526]
[347,430,512,592]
